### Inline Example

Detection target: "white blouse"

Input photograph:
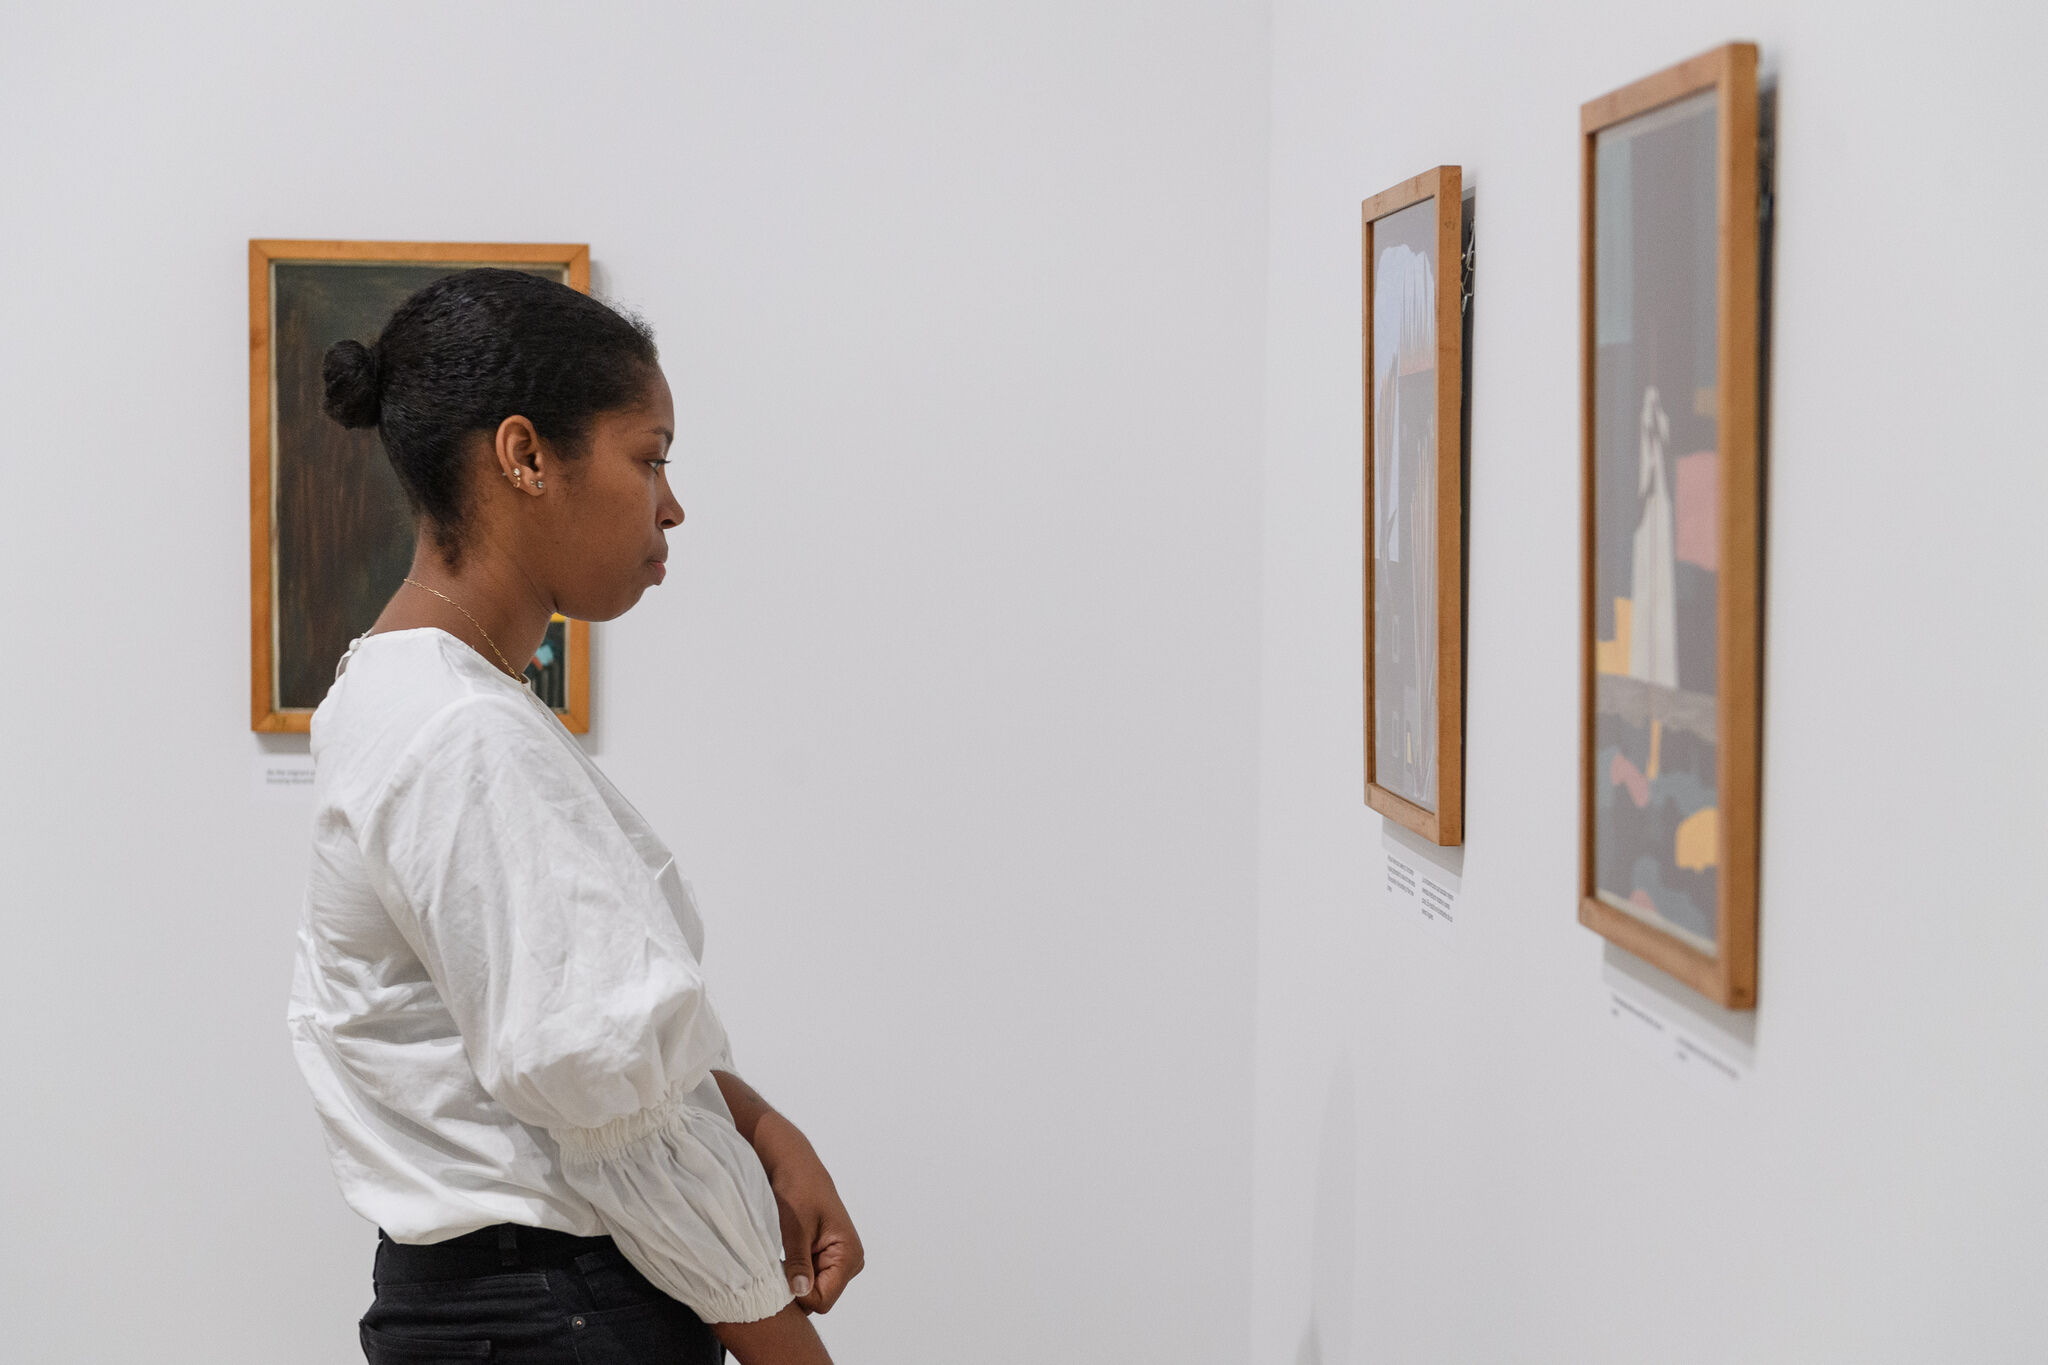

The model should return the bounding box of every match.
[286,626,793,1324]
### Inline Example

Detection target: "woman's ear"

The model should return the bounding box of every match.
[493,414,546,491]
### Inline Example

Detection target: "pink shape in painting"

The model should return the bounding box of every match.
[1609,752,1650,808]
[1675,450,1718,571]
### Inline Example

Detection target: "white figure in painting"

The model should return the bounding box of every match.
[1629,385,1678,688]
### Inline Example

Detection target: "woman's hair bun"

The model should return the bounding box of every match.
[322,339,383,429]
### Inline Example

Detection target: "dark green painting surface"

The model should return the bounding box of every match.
[271,262,566,710]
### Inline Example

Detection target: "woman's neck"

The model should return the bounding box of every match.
[369,539,555,682]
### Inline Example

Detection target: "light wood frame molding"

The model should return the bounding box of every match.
[1362,165,1466,846]
[249,239,593,734]
[1577,44,1762,1007]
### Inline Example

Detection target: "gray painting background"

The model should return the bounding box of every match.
[1590,91,1722,948]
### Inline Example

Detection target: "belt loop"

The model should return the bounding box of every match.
[497,1225,520,1267]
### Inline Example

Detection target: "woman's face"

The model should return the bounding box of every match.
[536,366,682,622]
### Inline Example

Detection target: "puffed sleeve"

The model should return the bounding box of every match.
[357,692,794,1324]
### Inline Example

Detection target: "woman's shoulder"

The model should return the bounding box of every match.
[312,628,561,800]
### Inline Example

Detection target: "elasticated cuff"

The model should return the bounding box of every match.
[554,1083,699,1165]
[692,1267,797,1324]
[549,1083,794,1326]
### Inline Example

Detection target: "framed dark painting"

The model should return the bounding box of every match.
[248,240,593,733]
[1579,44,1762,1006]
[1363,166,1465,846]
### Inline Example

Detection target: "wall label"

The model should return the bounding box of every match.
[254,752,316,804]
[1600,949,1752,1088]
[1382,826,1461,944]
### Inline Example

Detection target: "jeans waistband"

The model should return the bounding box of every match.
[375,1223,624,1283]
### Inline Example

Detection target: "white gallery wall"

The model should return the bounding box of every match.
[7,1,2048,1362]
[1252,1,2048,1362]
[0,4,1269,1363]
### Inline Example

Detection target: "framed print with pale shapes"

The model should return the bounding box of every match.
[1580,44,1764,1006]
[1364,166,1466,846]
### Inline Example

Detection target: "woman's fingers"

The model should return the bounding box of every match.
[806,1213,865,1313]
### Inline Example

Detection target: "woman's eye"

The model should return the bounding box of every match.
[648,458,670,470]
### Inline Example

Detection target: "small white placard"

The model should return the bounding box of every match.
[1600,951,1750,1089]
[1383,828,1460,943]
[254,753,316,804]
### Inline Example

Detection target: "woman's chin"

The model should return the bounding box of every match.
[614,581,659,616]
[558,593,634,624]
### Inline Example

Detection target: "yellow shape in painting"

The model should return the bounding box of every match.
[1675,807,1719,872]
[1647,719,1663,781]
[1596,598,1632,676]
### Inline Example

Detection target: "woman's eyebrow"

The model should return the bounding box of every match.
[650,425,674,450]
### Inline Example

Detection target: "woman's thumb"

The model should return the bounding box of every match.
[779,1198,815,1298]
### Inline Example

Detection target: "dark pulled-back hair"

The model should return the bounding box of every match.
[322,268,658,566]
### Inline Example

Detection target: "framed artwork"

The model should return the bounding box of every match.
[1579,44,1762,1006]
[1363,166,1465,846]
[248,240,593,733]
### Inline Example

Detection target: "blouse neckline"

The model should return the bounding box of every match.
[345,626,537,694]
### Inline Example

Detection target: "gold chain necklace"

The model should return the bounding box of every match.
[402,577,527,684]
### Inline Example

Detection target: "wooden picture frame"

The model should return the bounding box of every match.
[1363,166,1465,846]
[249,239,594,734]
[1578,44,1761,1006]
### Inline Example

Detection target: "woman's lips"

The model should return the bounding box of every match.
[648,560,666,582]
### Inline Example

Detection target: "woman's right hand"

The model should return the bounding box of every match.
[713,1301,833,1365]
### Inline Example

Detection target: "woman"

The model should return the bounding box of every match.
[286,269,860,1365]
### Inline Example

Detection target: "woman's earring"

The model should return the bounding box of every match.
[534,478,544,490]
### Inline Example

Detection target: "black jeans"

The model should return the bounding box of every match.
[361,1223,724,1364]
